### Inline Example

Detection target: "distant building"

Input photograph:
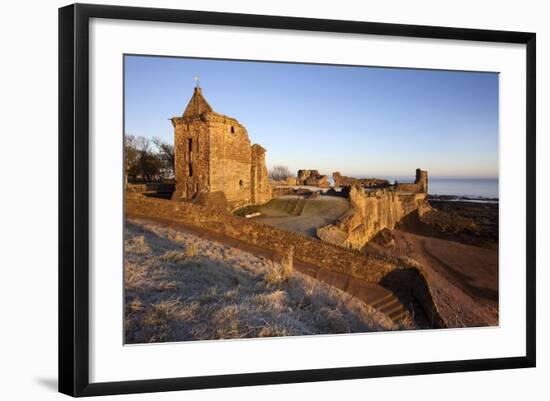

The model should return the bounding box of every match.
[296,169,330,188]
[171,85,271,208]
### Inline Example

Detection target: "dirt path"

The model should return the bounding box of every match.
[393,229,498,309]
[127,215,417,326]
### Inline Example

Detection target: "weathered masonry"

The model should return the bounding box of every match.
[318,169,429,249]
[171,86,271,208]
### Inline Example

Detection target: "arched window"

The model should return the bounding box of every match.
[230,126,235,134]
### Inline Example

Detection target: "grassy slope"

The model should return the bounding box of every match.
[236,196,350,237]
[124,218,394,344]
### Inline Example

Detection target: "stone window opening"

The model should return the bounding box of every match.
[188,163,193,177]
[239,179,244,188]
[187,138,193,152]
[230,126,235,134]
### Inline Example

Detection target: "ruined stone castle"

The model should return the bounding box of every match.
[171,86,271,208]
[318,169,429,249]
[332,172,390,189]
[296,169,330,188]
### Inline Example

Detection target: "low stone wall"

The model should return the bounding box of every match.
[126,183,175,193]
[394,169,428,194]
[125,192,444,327]
[318,169,429,250]
[394,183,422,193]
[271,186,296,198]
[333,172,390,188]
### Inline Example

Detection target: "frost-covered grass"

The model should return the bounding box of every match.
[124,218,395,344]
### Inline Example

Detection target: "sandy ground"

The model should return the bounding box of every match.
[124,218,395,344]
[393,230,498,308]
[363,199,500,327]
[370,231,498,327]
[381,200,500,326]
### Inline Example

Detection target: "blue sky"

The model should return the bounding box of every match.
[124,55,499,179]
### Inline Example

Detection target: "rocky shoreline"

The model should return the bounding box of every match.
[427,198,499,246]
[428,194,498,203]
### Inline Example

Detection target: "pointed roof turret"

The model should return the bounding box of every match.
[183,86,213,117]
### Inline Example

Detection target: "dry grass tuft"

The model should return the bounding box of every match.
[265,247,294,286]
[125,235,150,255]
[185,243,198,258]
[160,250,187,264]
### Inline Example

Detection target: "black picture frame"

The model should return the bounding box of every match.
[58,3,536,397]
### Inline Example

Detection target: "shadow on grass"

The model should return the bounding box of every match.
[124,219,394,344]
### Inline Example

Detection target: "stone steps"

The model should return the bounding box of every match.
[347,280,410,323]
[280,199,300,215]
[292,199,307,216]
[293,262,413,325]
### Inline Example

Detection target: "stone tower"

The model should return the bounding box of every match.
[415,168,428,193]
[171,86,271,208]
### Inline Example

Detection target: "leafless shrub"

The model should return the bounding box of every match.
[269,165,292,181]
[125,135,174,182]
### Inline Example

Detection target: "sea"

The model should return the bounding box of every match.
[426,178,499,199]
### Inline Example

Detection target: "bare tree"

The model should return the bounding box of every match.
[124,135,163,182]
[124,135,140,183]
[152,137,175,179]
[269,165,292,181]
[137,137,163,182]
